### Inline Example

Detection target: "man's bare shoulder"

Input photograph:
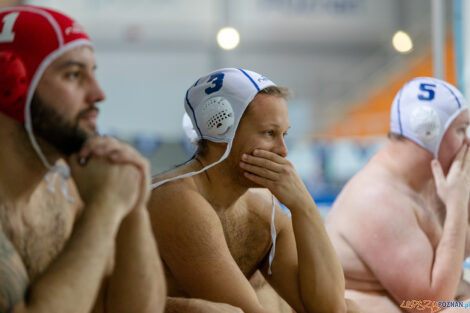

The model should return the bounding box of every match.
[331,163,412,215]
[326,161,419,241]
[0,223,29,313]
[243,188,290,229]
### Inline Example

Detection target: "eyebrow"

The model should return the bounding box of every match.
[55,60,97,71]
[260,123,291,130]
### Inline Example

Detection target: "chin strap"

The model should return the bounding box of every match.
[44,163,74,202]
[268,194,277,275]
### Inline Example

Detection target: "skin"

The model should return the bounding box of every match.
[326,111,470,313]
[0,46,165,313]
[150,93,356,313]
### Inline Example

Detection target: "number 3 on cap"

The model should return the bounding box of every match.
[0,12,19,43]
[205,73,225,95]
[418,83,436,101]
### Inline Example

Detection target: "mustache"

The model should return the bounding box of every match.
[77,106,99,120]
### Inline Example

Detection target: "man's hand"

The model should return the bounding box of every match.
[432,144,470,209]
[240,149,312,209]
[69,136,149,220]
[78,135,151,210]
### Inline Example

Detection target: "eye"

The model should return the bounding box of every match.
[65,71,81,80]
[264,130,274,136]
[283,132,288,138]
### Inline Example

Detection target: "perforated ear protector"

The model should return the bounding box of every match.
[409,105,441,143]
[197,96,234,138]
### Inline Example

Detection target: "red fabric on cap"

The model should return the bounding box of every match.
[0,5,91,123]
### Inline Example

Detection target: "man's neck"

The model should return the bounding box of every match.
[0,120,59,203]
[378,139,434,194]
[194,156,248,211]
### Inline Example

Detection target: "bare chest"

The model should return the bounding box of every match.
[217,204,272,277]
[0,193,76,281]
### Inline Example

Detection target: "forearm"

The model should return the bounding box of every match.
[432,200,468,300]
[24,203,122,313]
[290,200,346,313]
[106,208,166,313]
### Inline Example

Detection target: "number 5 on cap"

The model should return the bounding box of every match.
[0,12,19,43]
[418,83,436,101]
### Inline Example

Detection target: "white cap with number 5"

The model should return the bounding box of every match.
[390,77,468,157]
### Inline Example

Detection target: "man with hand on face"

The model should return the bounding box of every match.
[0,5,165,313]
[326,77,470,313]
[150,68,359,313]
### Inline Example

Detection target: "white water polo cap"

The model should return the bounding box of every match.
[185,68,276,143]
[390,77,468,156]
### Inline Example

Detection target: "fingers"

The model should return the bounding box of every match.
[243,171,272,188]
[78,136,149,174]
[252,149,287,164]
[240,161,279,180]
[431,159,445,189]
[77,136,151,209]
[242,153,283,173]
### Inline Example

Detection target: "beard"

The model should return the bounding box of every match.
[30,94,96,156]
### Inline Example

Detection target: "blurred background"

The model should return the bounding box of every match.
[4,0,467,215]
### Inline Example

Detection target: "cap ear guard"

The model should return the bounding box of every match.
[410,105,441,143]
[0,51,27,120]
[197,96,234,138]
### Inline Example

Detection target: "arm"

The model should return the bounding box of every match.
[105,208,166,313]
[91,141,166,313]
[148,184,269,313]
[240,150,346,313]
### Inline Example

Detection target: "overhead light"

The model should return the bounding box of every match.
[393,31,413,54]
[217,27,240,50]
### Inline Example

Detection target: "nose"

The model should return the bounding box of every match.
[86,76,106,104]
[273,136,288,158]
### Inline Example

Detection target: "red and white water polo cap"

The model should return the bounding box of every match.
[0,5,91,124]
